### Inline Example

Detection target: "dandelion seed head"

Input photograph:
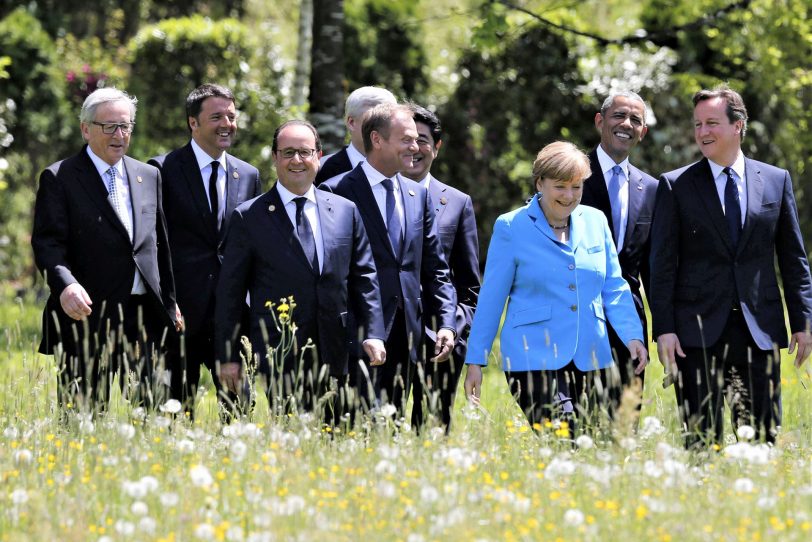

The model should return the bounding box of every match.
[190,464,214,488]
[159,399,182,414]
[564,508,585,526]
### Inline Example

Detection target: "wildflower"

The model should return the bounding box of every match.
[230,440,247,462]
[114,520,135,535]
[420,485,440,503]
[640,416,665,438]
[131,407,147,421]
[79,419,95,435]
[374,459,397,475]
[158,398,182,414]
[176,439,195,454]
[131,501,149,516]
[226,525,245,541]
[377,481,397,499]
[10,488,28,505]
[160,492,180,506]
[736,425,756,441]
[195,523,215,540]
[575,434,594,449]
[564,508,585,527]
[380,404,397,418]
[117,423,136,440]
[724,442,774,465]
[757,495,777,509]
[3,426,19,439]
[190,465,214,488]
[13,449,33,464]
[138,517,156,534]
[545,457,577,479]
[733,478,755,493]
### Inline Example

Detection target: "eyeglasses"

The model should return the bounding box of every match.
[278,148,317,159]
[92,122,135,135]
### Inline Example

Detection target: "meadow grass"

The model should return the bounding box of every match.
[1,290,811,541]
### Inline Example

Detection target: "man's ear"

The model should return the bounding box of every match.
[638,125,649,142]
[594,112,604,132]
[434,140,443,156]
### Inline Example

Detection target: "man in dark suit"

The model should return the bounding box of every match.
[650,85,812,447]
[215,120,386,421]
[322,103,458,418]
[580,91,658,422]
[401,104,480,431]
[149,84,262,415]
[314,86,396,186]
[32,88,180,412]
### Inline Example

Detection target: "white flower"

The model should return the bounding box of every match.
[724,442,774,465]
[131,501,149,516]
[138,517,156,534]
[545,457,577,479]
[122,480,148,499]
[374,459,397,475]
[226,525,245,541]
[160,399,182,414]
[376,481,397,499]
[230,440,248,462]
[140,476,159,493]
[733,478,754,493]
[380,403,397,418]
[117,423,136,440]
[640,416,665,438]
[13,449,33,464]
[247,533,273,542]
[575,434,594,449]
[176,439,196,454]
[131,407,147,421]
[736,425,756,441]
[160,492,179,506]
[563,508,585,526]
[79,419,95,434]
[3,426,19,439]
[10,488,28,505]
[153,416,172,429]
[114,520,135,535]
[420,485,439,503]
[757,495,777,509]
[190,464,214,487]
[195,523,215,540]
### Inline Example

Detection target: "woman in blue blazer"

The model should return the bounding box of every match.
[463,141,648,433]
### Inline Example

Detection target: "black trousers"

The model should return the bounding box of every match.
[410,348,464,432]
[506,362,611,436]
[57,294,169,412]
[675,308,781,448]
[606,324,645,420]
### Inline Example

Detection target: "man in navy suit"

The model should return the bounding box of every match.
[32,88,180,411]
[149,84,262,415]
[314,86,396,186]
[401,104,480,431]
[580,91,657,421]
[650,85,812,447]
[322,103,458,418]
[215,120,386,421]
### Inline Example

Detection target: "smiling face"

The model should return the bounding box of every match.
[536,176,583,225]
[402,121,440,181]
[368,111,419,178]
[80,100,133,166]
[694,96,742,166]
[273,124,322,195]
[595,95,647,163]
[189,96,237,159]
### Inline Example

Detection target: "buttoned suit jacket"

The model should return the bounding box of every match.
[314,147,351,186]
[650,157,812,350]
[425,175,480,361]
[32,146,177,357]
[321,164,457,363]
[580,149,658,342]
[214,184,385,377]
[148,143,261,338]
[465,197,643,372]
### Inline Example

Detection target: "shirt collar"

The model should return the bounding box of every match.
[419,173,432,189]
[276,181,317,207]
[191,139,227,172]
[361,161,397,189]
[86,146,123,179]
[346,142,366,168]
[596,145,630,178]
[707,151,746,181]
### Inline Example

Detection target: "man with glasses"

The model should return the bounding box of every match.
[32,87,180,412]
[149,84,262,418]
[215,120,385,423]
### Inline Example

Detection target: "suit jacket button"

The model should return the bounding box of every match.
[570,304,577,312]
[569,284,576,291]
[208,274,214,280]
[568,264,575,270]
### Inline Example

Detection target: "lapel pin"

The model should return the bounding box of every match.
[136,176,143,183]
[408,189,416,197]
[233,171,239,179]
[440,197,448,205]
[268,204,276,212]
[637,184,643,191]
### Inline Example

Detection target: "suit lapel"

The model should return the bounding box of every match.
[585,151,613,215]
[348,169,396,260]
[315,190,337,275]
[737,158,764,255]
[265,185,316,274]
[623,165,645,249]
[179,144,218,240]
[124,156,143,248]
[428,176,448,223]
[398,175,417,262]
[526,195,559,244]
[224,154,241,232]
[693,159,735,254]
[75,149,131,242]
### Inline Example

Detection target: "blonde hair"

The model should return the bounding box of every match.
[532,141,591,187]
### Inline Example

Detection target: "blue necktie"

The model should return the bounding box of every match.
[723,167,741,247]
[294,197,319,272]
[608,165,625,244]
[382,178,402,257]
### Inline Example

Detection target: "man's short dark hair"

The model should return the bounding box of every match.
[693,84,748,140]
[185,83,235,130]
[361,103,411,154]
[407,102,442,144]
[272,120,322,153]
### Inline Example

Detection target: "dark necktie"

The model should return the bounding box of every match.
[105,166,133,242]
[381,178,402,257]
[208,161,220,230]
[294,197,319,271]
[608,165,624,245]
[723,167,741,247]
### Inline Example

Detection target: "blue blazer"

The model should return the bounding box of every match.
[465,196,643,372]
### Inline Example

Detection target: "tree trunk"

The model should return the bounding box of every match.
[292,0,313,108]
[309,0,345,153]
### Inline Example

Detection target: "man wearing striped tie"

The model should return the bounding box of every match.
[32,87,180,413]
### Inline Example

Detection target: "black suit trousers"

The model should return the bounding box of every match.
[675,309,781,448]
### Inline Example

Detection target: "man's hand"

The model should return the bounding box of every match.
[174,304,185,333]
[363,339,386,366]
[59,283,93,320]
[432,328,456,362]
[656,333,684,378]
[789,330,812,368]
[627,339,649,375]
[463,364,483,405]
[218,362,242,393]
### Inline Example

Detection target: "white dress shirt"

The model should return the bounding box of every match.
[276,182,324,273]
[361,161,405,234]
[596,145,630,251]
[86,147,146,295]
[321,143,367,185]
[708,152,747,226]
[191,139,227,224]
